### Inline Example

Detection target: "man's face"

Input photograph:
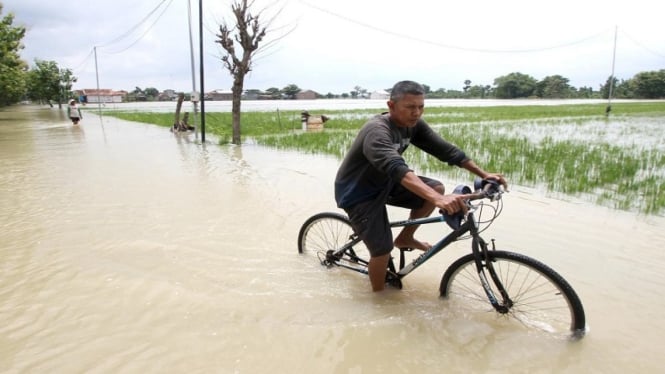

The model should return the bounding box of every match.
[387,93,425,127]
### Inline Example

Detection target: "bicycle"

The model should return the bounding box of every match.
[297,179,586,339]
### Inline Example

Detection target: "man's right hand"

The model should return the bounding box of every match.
[435,194,468,215]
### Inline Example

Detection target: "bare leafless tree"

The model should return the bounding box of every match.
[216,0,286,145]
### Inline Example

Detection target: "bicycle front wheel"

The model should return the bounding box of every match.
[440,251,585,338]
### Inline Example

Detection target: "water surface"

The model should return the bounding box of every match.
[1,105,664,373]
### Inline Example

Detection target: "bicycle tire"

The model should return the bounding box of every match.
[440,251,586,338]
[297,212,370,268]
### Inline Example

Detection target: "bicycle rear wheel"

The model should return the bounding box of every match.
[297,212,370,268]
[440,251,585,338]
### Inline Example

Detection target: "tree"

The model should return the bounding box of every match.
[0,5,27,106]
[282,83,300,99]
[216,0,280,144]
[536,75,573,98]
[144,87,159,99]
[463,80,471,93]
[353,85,368,99]
[126,86,147,102]
[576,86,595,99]
[493,72,537,99]
[265,87,281,99]
[614,79,634,99]
[26,60,64,106]
[632,70,665,99]
[59,68,77,105]
[599,76,619,99]
[466,85,491,98]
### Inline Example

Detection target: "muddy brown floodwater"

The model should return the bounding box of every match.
[1,104,664,373]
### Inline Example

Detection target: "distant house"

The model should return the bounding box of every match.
[207,89,233,101]
[370,90,390,100]
[79,89,125,103]
[295,90,318,100]
[159,89,178,101]
[243,89,262,100]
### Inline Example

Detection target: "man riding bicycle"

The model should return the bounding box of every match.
[334,80,507,292]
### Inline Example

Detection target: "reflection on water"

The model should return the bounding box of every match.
[1,104,665,372]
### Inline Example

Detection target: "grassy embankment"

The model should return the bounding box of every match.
[106,101,665,214]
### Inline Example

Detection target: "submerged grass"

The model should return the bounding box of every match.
[105,101,665,215]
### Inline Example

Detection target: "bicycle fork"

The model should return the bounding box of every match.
[473,237,514,314]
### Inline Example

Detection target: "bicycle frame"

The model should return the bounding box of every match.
[331,210,474,276]
[331,204,514,313]
[392,209,482,276]
[390,214,467,275]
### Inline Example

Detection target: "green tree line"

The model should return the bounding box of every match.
[1,5,76,107]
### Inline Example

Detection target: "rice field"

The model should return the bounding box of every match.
[106,102,665,215]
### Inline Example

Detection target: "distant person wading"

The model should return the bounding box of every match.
[67,99,82,125]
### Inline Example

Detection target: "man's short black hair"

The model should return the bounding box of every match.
[390,81,425,102]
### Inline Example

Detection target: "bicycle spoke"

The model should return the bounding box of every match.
[298,212,370,270]
[441,251,585,337]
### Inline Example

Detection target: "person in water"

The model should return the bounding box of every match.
[334,80,507,292]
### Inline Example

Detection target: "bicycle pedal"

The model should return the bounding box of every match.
[384,274,403,290]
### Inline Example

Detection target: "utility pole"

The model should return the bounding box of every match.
[606,26,618,117]
[199,0,206,143]
[187,0,199,140]
[94,46,102,116]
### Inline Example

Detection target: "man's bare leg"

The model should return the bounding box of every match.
[368,253,391,292]
[393,184,444,251]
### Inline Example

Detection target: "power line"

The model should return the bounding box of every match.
[71,0,175,89]
[620,28,665,60]
[102,0,174,55]
[71,48,95,73]
[68,0,171,80]
[96,0,171,49]
[300,1,611,54]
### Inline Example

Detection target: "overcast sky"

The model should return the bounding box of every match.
[5,0,664,94]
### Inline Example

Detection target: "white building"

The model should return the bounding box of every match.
[80,89,125,103]
[370,90,390,100]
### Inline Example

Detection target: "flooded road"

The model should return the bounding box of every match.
[1,105,664,373]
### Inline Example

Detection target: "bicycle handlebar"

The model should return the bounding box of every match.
[441,178,504,230]
[468,178,503,202]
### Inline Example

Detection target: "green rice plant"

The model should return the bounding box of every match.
[270,115,664,214]
[107,110,303,137]
[260,130,354,158]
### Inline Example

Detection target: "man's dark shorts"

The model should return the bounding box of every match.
[344,176,442,257]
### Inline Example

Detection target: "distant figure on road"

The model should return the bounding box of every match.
[67,99,82,125]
